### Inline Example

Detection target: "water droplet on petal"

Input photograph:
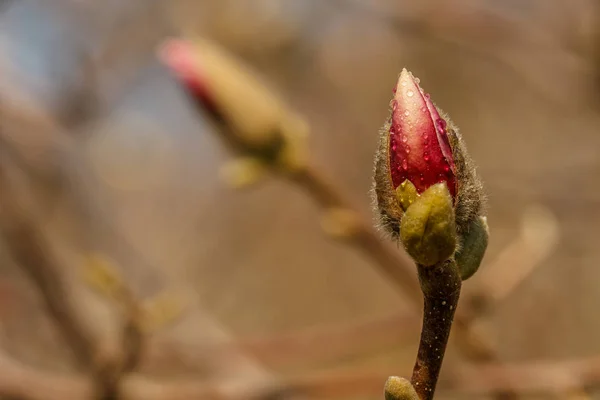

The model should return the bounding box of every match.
[404,110,409,116]
[406,90,414,97]
[424,93,431,99]
[437,118,447,131]
[401,81,407,87]
[424,152,430,162]
[402,159,408,170]
[401,136,408,143]
[443,165,450,172]
[392,145,397,151]
[415,77,421,84]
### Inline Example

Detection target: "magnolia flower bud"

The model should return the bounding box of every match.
[158,38,283,148]
[159,37,310,172]
[373,69,486,269]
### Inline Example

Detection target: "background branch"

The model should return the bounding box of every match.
[2,344,600,400]
[0,162,97,370]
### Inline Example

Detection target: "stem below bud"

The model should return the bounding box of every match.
[411,259,461,399]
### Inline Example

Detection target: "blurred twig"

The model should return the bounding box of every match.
[2,344,600,400]
[290,165,423,303]
[469,204,560,313]
[0,162,97,369]
[0,159,144,399]
[147,312,419,370]
[0,347,290,400]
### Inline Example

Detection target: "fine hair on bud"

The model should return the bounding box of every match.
[372,118,402,238]
[441,110,486,236]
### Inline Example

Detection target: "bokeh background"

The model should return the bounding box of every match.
[1,0,600,399]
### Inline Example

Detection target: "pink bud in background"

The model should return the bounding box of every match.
[158,39,220,117]
[388,69,456,199]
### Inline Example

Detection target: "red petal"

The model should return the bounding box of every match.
[389,69,456,197]
[416,82,456,177]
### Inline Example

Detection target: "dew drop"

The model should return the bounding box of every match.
[392,102,398,111]
[401,81,407,87]
[402,159,408,170]
[424,152,430,162]
[406,90,414,97]
[419,174,424,182]
[437,118,447,131]
[421,107,427,112]
[443,165,450,172]
[415,77,421,84]
[401,136,408,143]
[424,93,431,99]
[392,145,397,151]
[404,110,409,116]
[400,181,406,188]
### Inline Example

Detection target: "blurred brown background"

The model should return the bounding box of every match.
[1,0,600,399]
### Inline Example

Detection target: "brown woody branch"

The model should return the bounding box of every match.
[409,262,461,400]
